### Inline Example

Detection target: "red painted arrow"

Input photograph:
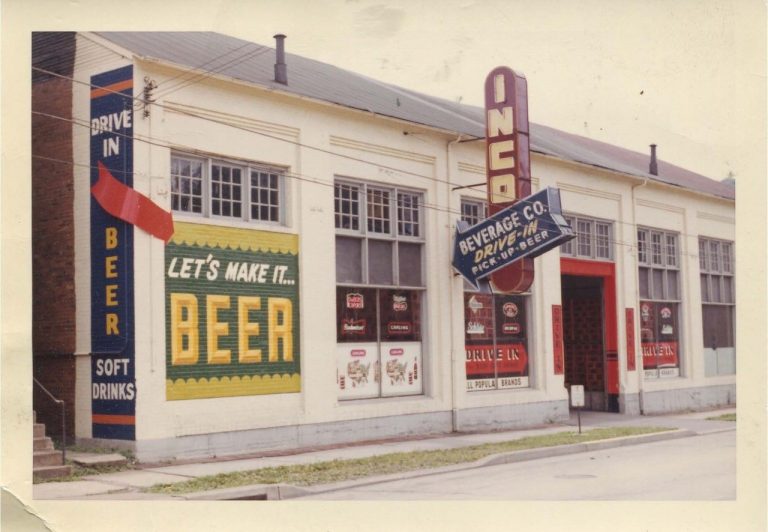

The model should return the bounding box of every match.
[92,161,174,243]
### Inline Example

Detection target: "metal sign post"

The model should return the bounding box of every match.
[570,384,585,434]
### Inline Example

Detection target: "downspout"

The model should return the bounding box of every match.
[631,177,647,414]
[447,133,463,432]
[630,150,653,414]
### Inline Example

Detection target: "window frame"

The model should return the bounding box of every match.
[560,214,614,261]
[459,197,533,391]
[334,178,426,289]
[334,178,427,401]
[170,152,286,225]
[699,237,735,306]
[637,227,683,379]
[699,236,735,377]
[637,228,681,303]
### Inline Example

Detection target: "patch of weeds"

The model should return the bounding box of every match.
[34,461,136,484]
[146,426,672,495]
[706,413,736,422]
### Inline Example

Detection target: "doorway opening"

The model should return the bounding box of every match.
[560,259,619,412]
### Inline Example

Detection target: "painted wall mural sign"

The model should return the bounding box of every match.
[165,222,301,400]
[452,187,575,289]
[90,65,136,440]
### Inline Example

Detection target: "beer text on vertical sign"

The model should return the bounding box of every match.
[485,66,534,293]
[552,304,564,375]
[90,65,136,439]
[626,308,636,371]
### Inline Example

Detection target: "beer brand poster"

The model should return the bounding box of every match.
[90,65,136,439]
[379,290,422,396]
[336,288,423,398]
[464,293,529,390]
[165,222,301,400]
[639,301,679,378]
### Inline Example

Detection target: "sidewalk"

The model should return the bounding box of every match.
[33,407,736,500]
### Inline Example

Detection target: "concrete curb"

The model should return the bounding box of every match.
[180,428,698,500]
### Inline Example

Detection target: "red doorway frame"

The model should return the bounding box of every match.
[560,258,619,396]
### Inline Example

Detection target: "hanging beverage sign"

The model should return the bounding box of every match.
[452,187,575,289]
[90,65,136,440]
[485,66,534,293]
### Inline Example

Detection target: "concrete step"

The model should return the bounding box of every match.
[34,423,46,438]
[68,452,128,467]
[34,450,64,468]
[34,437,54,451]
[33,464,72,481]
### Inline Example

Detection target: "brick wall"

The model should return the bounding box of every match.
[33,355,76,441]
[32,76,76,355]
[32,32,77,438]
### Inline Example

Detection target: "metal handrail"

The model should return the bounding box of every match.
[33,378,66,465]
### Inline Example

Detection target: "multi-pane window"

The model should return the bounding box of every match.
[335,180,425,400]
[334,183,360,231]
[211,163,242,218]
[170,156,203,214]
[170,153,284,224]
[637,228,681,378]
[699,237,735,376]
[460,199,487,227]
[250,170,280,222]
[560,215,613,260]
[459,199,531,391]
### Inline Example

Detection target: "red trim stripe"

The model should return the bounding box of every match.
[92,414,135,425]
[90,79,133,99]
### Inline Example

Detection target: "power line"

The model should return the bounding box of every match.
[31,67,723,257]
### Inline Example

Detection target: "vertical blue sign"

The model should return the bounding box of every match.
[90,65,136,439]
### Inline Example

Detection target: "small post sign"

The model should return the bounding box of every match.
[452,187,575,289]
[570,384,585,434]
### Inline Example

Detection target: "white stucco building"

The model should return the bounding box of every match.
[32,31,735,461]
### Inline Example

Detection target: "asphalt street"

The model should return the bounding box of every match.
[298,430,736,500]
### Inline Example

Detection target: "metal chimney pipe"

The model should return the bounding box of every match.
[274,34,287,84]
[649,144,658,176]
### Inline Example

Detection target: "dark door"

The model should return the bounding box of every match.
[561,275,614,411]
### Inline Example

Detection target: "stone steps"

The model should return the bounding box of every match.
[32,411,72,481]
[33,465,73,481]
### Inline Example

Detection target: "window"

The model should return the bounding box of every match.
[560,215,613,260]
[700,237,735,376]
[335,180,425,400]
[170,153,284,224]
[460,199,487,227]
[171,156,203,214]
[459,199,531,391]
[637,228,682,379]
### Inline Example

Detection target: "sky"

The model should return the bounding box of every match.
[7,0,766,183]
[223,0,764,184]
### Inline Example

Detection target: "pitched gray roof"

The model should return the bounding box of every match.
[94,32,734,201]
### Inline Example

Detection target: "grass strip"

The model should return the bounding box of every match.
[146,426,672,495]
[706,413,736,422]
